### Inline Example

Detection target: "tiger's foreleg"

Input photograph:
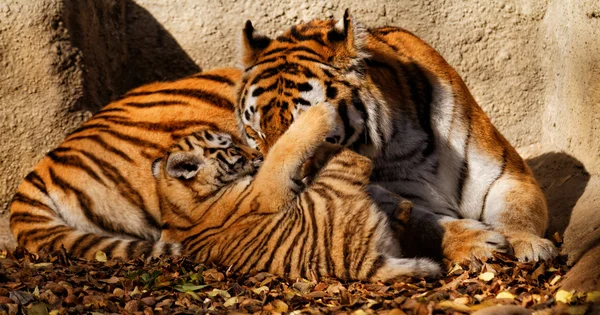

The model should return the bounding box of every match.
[481,174,557,262]
[250,102,337,211]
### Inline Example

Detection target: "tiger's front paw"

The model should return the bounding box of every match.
[506,232,558,262]
[442,219,509,268]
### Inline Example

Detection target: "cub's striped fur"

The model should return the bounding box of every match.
[154,102,440,281]
[236,11,556,264]
[9,68,242,259]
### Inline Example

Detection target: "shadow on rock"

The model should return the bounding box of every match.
[525,152,590,238]
[123,0,201,92]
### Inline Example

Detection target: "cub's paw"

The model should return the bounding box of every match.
[506,232,558,262]
[442,219,509,268]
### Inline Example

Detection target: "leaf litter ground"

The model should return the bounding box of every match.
[1,245,598,315]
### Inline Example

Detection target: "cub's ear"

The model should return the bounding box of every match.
[151,157,163,178]
[165,152,203,179]
[240,20,272,68]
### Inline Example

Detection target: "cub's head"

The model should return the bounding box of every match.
[238,10,379,156]
[153,129,263,202]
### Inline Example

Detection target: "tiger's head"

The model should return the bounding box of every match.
[237,10,384,157]
[152,129,263,201]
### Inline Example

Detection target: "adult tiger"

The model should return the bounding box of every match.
[153,102,441,281]
[236,11,556,264]
[9,68,242,260]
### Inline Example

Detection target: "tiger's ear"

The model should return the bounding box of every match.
[330,9,368,66]
[165,151,203,180]
[241,20,272,68]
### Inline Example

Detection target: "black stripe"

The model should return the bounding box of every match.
[290,25,326,46]
[47,150,106,185]
[102,116,220,133]
[69,233,96,256]
[305,193,321,278]
[337,100,355,146]
[98,129,165,151]
[123,100,187,108]
[261,47,289,58]
[96,107,127,114]
[24,171,48,195]
[365,255,385,280]
[9,213,51,224]
[103,239,121,258]
[286,46,322,58]
[18,225,70,245]
[66,134,134,163]
[11,193,54,213]
[72,149,161,230]
[125,89,234,111]
[456,109,472,207]
[295,196,312,278]
[66,123,110,137]
[480,149,508,220]
[46,168,147,238]
[191,73,235,86]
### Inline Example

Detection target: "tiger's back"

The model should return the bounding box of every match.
[9,68,242,259]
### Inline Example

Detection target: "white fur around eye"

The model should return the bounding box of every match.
[299,79,326,106]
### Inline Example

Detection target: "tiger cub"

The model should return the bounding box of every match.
[235,11,556,264]
[9,68,242,260]
[153,102,441,281]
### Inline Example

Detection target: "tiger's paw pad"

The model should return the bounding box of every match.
[508,233,558,262]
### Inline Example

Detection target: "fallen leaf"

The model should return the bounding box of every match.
[223,296,238,307]
[94,251,107,262]
[555,289,574,304]
[585,291,600,303]
[251,286,269,295]
[207,289,231,299]
[496,291,515,300]
[437,300,471,312]
[478,272,495,282]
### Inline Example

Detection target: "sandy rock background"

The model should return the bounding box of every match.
[1,0,598,289]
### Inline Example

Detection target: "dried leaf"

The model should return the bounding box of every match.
[437,300,471,312]
[585,291,600,303]
[207,289,231,299]
[496,291,515,300]
[223,296,238,307]
[251,286,269,295]
[478,272,495,282]
[94,251,107,262]
[273,299,289,312]
[555,290,574,304]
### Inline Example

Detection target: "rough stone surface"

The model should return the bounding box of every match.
[0,0,598,289]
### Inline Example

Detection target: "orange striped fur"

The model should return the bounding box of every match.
[9,68,242,260]
[154,102,440,281]
[236,11,556,265]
